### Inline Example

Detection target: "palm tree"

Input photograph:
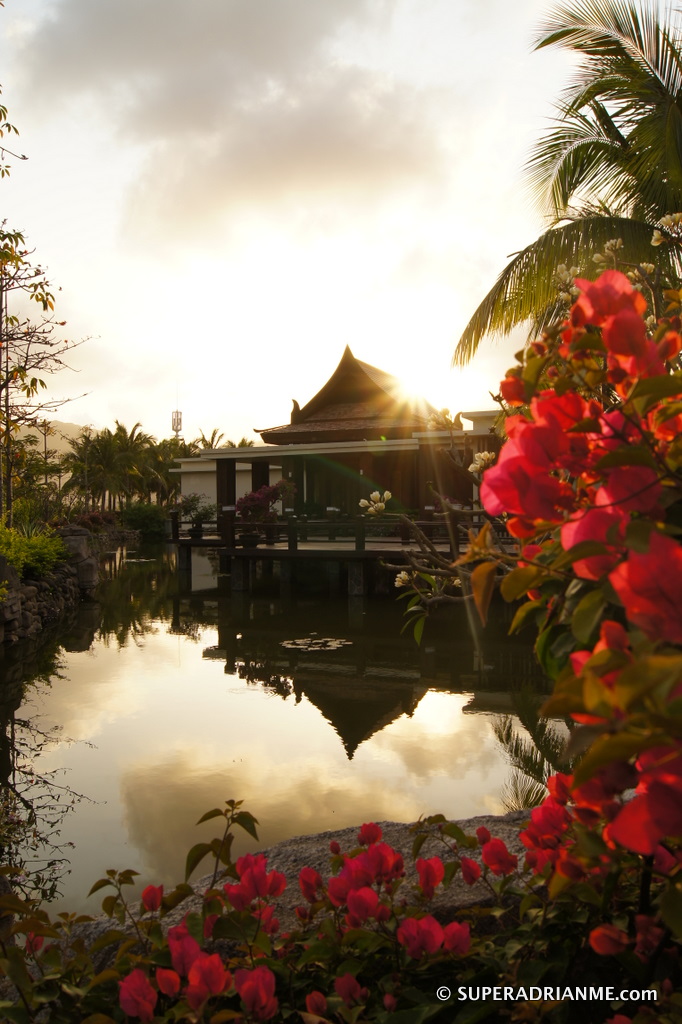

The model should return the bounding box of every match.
[112,421,156,506]
[454,0,682,365]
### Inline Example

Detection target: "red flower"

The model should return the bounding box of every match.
[561,507,626,580]
[306,991,328,1015]
[595,465,661,515]
[634,915,665,961]
[141,884,163,913]
[460,856,481,885]
[443,920,470,955]
[481,837,518,876]
[119,969,157,1023]
[185,952,232,1010]
[397,915,444,958]
[546,773,573,804]
[416,856,445,899]
[167,922,201,976]
[500,375,526,406]
[383,993,398,1011]
[357,822,382,845]
[298,866,323,903]
[329,840,341,854]
[334,973,369,1007]
[475,826,491,846]
[25,933,44,955]
[235,965,279,1022]
[572,270,647,327]
[346,886,380,925]
[156,967,181,997]
[589,923,630,955]
[608,531,682,644]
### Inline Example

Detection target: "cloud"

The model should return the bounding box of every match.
[14,0,450,237]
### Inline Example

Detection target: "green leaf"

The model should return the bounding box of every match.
[509,598,544,634]
[88,929,127,954]
[573,733,656,786]
[101,894,119,918]
[596,447,658,469]
[87,878,113,897]
[571,588,606,644]
[411,833,428,860]
[500,565,543,602]
[196,808,224,825]
[630,374,682,400]
[185,842,214,881]
[659,880,682,937]
[233,811,259,840]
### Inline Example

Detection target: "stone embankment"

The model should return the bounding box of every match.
[0,524,139,643]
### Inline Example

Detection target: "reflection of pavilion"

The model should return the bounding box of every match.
[294,670,428,758]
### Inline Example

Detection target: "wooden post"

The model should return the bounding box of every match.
[354,517,366,552]
[287,518,298,551]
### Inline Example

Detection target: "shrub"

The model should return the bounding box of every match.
[0,523,67,579]
[121,502,168,539]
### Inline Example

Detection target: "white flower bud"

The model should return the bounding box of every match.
[369,491,380,503]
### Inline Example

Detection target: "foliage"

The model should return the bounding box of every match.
[0,523,66,579]
[121,502,168,540]
[455,0,682,363]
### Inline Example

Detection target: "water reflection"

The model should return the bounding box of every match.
[2,546,549,913]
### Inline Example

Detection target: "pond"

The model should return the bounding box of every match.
[0,545,549,915]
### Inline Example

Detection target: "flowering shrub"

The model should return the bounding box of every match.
[236,480,293,523]
[2,270,682,1022]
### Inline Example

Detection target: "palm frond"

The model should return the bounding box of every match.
[500,771,548,812]
[454,213,664,364]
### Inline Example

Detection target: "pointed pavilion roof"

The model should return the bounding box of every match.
[256,346,436,445]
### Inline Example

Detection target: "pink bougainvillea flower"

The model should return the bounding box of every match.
[167,921,201,976]
[334,973,369,1007]
[357,822,382,845]
[140,884,163,913]
[595,464,661,515]
[460,856,481,885]
[306,991,328,1015]
[481,837,518,875]
[589,923,630,955]
[119,969,157,1023]
[185,952,232,1010]
[416,856,445,899]
[546,773,573,805]
[346,886,380,925]
[561,507,627,580]
[500,374,526,406]
[608,531,682,644]
[443,920,471,955]
[397,915,444,959]
[298,866,323,903]
[572,270,647,327]
[235,965,279,1022]
[25,932,44,955]
[156,967,181,997]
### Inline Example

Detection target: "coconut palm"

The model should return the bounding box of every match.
[454,0,682,365]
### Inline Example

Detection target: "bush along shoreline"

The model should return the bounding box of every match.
[1,270,681,1022]
[0,520,139,643]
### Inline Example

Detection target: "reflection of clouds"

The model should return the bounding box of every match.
[120,749,425,886]
[371,693,500,781]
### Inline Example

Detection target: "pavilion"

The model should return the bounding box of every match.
[175,347,500,516]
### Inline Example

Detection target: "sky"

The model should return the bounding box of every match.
[0,0,574,444]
